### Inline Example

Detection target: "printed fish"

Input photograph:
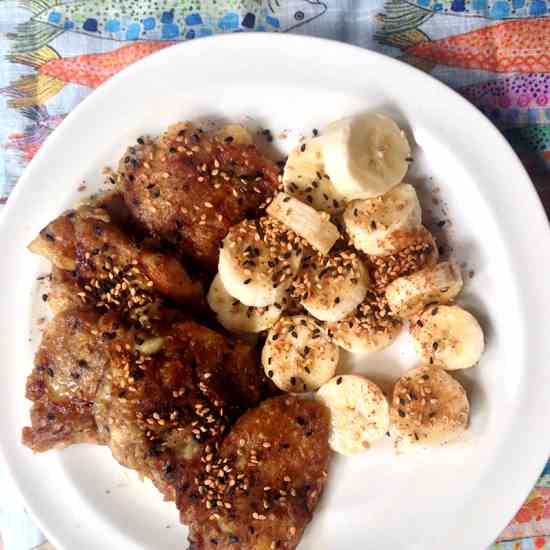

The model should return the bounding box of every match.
[504,123,550,157]
[378,0,550,37]
[3,43,176,107]
[3,98,65,161]
[376,19,550,73]
[7,0,327,52]
[461,74,550,126]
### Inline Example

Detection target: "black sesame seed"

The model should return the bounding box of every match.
[300,144,306,152]
[45,233,55,242]
[78,359,89,368]
[431,307,438,316]
[432,341,439,350]
[47,367,54,377]
[416,320,424,327]
[290,377,296,385]
[313,128,319,137]
[224,136,234,144]
[268,370,274,378]
[296,416,306,425]
[243,278,252,285]
[41,293,48,302]
[422,374,430,380]
[398,409,405,417]
[336,377,343,385]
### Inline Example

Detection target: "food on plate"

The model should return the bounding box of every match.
[28,204,203,317]
[266,192,340,254]
[93,319,274,502]
[282,138,344,214]
[292,249,369,322]
[218,218,304,307]
[343,183,422,256]
[178,395,331,550]
[328,291,402,353]
[261,315,339,393]
[410,305,485,370]
[367,226,439,291]
[23,308,114,452]
[23,113,487,547]
[207,273,282,333]
[317,374,389,455]
[389,365,469,449]
[117,122,280,271]
[385,261,463,318]
[319,113,411,199]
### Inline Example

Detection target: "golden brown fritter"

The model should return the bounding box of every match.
[29,204,203,321]
[94,320,278,502]
[117,123,279,271]
[22,309,116,452]
[179,395,331,550]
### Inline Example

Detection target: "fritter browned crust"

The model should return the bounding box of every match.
[48,268,83,315]
[22,309,115,452]
[29,205,203,321]
[117,123,279,271]
[94,320,277,502]
[179,395,331,550]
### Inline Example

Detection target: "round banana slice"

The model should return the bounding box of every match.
[218,218,303,307]
[385,261,463,318]
[207,274,283,333]
[368,226,439,291]
[293,250,369,322]
[320,113,411,200]
[343,184,421,256]
[410,305,484,370]
[317,374,389,455]
[261,315,339,393]
[390,365,469,449]
[283,139,345,214]
[329,291,402,353]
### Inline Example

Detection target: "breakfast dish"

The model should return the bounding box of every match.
[21,112,489,548]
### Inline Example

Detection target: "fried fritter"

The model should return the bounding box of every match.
[22,309,115,452]
[117,124,279,271]
[94,320,277,502]
[179,395,331,550]
[29,204,203,319]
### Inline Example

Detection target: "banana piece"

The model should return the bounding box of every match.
[215,123,253,145]
[267,193,340,255]
[283,139,345,214]
[218,218,303,307]
[385,261,463,318]
[317,374,389,455]
[261,315,339,393]
[390,365,469,449]
[343,184,421,256]
[207,274,282,333]
[329,291,402,353]
[410,305,484,370]
[293,250,369,322]
[320,113,411,199]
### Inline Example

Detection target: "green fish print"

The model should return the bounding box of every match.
[378,0,550,36]
[8,0,327,52]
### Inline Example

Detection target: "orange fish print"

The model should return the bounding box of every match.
[377,19,550,73]
[2,41,176,108]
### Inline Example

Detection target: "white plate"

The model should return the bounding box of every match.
[1,34,550,550]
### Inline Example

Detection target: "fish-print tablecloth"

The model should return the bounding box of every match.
[1,1,549,549]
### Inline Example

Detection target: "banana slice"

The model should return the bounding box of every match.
[293,250,369,322]
[207,274,283,333]
[267,193,340,255]
[218,218,303,307]
[328,291,402,353]
[390,365,469,449]
[317,374,389,455]
[320,113,411,199]
[261,315,339,393]
[385,261,463,318]
[368,226,439,291]
[410,305,484,370]
[283,139,345,214]
[343,184,421,256]
[215,123,253,145]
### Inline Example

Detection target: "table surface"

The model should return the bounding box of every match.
[0,2,549,549]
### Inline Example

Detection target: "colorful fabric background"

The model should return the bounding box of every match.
[0,1,549,549]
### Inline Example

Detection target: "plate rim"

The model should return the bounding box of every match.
[1,32,550,550]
